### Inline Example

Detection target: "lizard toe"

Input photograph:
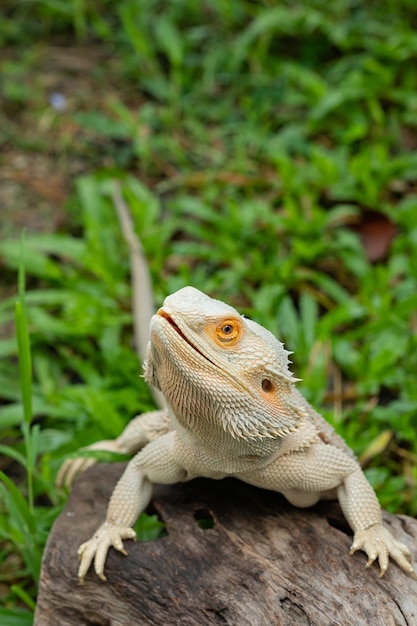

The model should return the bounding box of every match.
[77,523,136,582]
[352,525,415,578]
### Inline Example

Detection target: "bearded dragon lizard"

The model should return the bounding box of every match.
[62,286,415,582]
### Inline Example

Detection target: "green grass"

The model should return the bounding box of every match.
[1,1,417,621]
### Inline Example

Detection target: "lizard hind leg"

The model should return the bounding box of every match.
[57,409,171,488]
[282,489,321,508]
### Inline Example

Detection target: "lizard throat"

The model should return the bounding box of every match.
[157,309,217,366]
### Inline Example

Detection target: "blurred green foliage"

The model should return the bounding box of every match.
[1,0,417,621]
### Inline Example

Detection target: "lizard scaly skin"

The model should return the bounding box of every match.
[73,286,415,582]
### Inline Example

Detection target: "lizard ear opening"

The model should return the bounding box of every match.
[222,381,304,441]
[261,379,274,392]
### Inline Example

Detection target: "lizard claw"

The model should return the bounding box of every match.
[57,456,97,489]
[77,522,137,583]
[350,525,416,579]
[56,440,122,488]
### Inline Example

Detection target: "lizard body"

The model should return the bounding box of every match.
[67,286,415,581]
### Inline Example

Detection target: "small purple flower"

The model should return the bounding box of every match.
[49,92,67,111]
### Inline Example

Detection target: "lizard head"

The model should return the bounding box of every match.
[144,286,305,442]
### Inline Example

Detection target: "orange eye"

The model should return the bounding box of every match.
[215,319,240,345]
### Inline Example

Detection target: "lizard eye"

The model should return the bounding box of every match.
[215,319,241,345]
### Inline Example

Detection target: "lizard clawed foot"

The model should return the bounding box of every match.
[56,440,123,488]
[77,522,137,583]
[350,524,416,579]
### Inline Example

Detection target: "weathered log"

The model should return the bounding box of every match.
[35,463,417,626]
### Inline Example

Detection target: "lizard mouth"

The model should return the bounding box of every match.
[157,308,217,366]
[157,309,188,341]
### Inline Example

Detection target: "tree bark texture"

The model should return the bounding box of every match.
[35,463,417,626]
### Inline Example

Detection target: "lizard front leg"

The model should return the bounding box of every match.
[77,431,185,582]
[57,409,171,487]
[337,467,416,578]
[290,444,416,578]
[241,441,415,577]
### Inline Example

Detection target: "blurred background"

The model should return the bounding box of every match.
[1,1,417,622]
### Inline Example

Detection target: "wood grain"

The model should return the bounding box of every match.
[35,463,417,626]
